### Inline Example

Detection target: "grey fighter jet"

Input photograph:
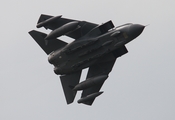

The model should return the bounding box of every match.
[29,14,145,105]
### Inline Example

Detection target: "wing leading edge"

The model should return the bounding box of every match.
[36,14,98,39]
[60,71,82,104]
[79,46,128,105]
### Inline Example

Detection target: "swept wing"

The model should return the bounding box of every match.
[36,14,98,39]
[80,46,128,105]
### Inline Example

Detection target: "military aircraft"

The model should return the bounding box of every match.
[29,14,145,105]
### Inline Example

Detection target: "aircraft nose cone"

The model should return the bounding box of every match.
[129,24,145,39]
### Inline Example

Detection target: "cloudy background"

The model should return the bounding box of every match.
[1,0,175,120]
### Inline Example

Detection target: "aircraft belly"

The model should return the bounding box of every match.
[57,36,126,74]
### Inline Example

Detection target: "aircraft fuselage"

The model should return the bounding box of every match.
[48,24,144,75]
[29,15,145,105]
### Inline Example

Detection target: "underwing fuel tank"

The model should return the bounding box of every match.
[36,15,62,28]
[73,75,108,91]
[45,21,79,40]
[78,92,103,104]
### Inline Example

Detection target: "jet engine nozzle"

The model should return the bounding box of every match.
[54,66,62,75]
[48,54,54,64]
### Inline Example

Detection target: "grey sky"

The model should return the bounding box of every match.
[1,0,175,120]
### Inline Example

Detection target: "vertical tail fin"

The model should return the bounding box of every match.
[29,30,67,54]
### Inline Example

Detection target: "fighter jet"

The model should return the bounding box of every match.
[29,14,145,105]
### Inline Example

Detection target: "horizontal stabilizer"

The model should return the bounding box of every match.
[29,30,67,54]
[60,71,82,104]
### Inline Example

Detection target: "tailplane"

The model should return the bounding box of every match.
[29,30,67,54]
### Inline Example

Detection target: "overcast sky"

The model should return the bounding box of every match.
[1,0,175,120]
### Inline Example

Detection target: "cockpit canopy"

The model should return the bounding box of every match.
[115,23,132,30]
